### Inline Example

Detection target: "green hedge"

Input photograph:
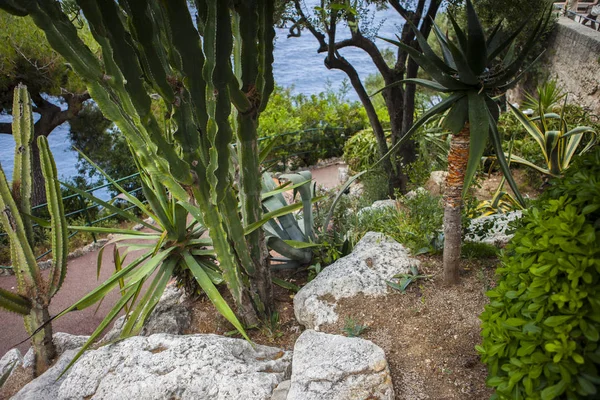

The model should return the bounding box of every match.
[478,148,600,400]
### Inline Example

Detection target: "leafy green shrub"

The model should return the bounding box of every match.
[260,85,368,169]
[343,128,382,172]
[478,149,600,399]
[351,190,444,254]
[461,242,499,259]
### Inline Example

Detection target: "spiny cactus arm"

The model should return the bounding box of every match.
[25,1,104,81]
[0,287,32,316]
[76,0,192,185]
[202,0,235,205]
[11,84,34,245]
[118,0,175,105]
[38,136,68,298]
[0,0,28,16]
[160,0,210,143]
[257,0,275,113]
[0,165,41,300]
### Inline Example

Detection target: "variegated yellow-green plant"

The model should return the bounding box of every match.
[0,0,275,335]
[0,84,68,376]
[507,102,597,177]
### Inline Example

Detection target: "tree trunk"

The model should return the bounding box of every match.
[29,305,55,377]
[443,124,470,285]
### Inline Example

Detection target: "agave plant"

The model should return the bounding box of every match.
[378,0,551,284]
[56,152,249,373]
[507,101,597,177]
[0,85,68,376]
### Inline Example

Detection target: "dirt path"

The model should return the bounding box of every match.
[0,162,346,357]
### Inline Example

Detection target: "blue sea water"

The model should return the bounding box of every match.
[0,2,401,193]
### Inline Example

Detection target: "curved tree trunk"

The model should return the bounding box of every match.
[443,124,470,285]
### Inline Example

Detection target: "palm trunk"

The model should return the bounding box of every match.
[443,124,470,285]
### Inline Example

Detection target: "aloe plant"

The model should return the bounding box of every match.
[0,1,277,327]
[378,0,551,284]
[0,84,68,376]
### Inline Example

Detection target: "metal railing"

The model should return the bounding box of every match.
[0,173,142,269]
[0,127,350,270]
[554,3,600,31]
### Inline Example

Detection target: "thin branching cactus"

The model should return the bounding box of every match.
[0,84,68,376]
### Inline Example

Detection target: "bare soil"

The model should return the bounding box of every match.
[184,254,499,400]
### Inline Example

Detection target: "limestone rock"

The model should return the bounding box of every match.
[404,187,427,200]
[101,285,190,342]
[271,380,291,400]
[0,349,22,381]
[287,330,394,400]
[294,232,415,329]
[23,333,89,369]
[14,334,292,400]
[357,199,396,216]
[465,211,522,246]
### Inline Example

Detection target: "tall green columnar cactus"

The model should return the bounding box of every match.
[0,1,276,325]
[0,84,68,376]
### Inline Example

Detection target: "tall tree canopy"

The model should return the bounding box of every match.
[283,0,456,195]
[0,10,90,204]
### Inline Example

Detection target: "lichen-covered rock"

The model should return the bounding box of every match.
[294,232,415,329]
[287,330,394,400]
[465,211,522,247]
[14,334,292,400]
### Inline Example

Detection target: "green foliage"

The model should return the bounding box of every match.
[342,317,369,338]
[522,79,567,116]
[351,190,444,255]
[461,242,499,259]
[343,128,382,172]
[0,12,85,109]
[478,149,600,400]
[386,265,433,293]
[260,84,368,169]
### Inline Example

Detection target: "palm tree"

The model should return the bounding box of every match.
[381,0,551,284]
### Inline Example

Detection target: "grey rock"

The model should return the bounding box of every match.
[404,187,427,200]
[357,199,396,217]
[13,349,78,400]
[465,211,522,246]
[424,170,447,196]
[140,286,190,336]
[0,348,22,380]
[102,286,190,342]
[287,330,393,400]
[294,232,415,330]
[23,333,89,368]
[338,166,349,185]
[15,334,292,400]
[271,380,291,400]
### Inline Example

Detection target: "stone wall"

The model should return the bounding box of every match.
[536,17,600,114]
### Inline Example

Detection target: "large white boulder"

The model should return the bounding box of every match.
[287,330,394,400]
[294,232,416,330]
[13,333,292,400]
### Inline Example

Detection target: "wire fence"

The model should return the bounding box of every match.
[0,127,348,270]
